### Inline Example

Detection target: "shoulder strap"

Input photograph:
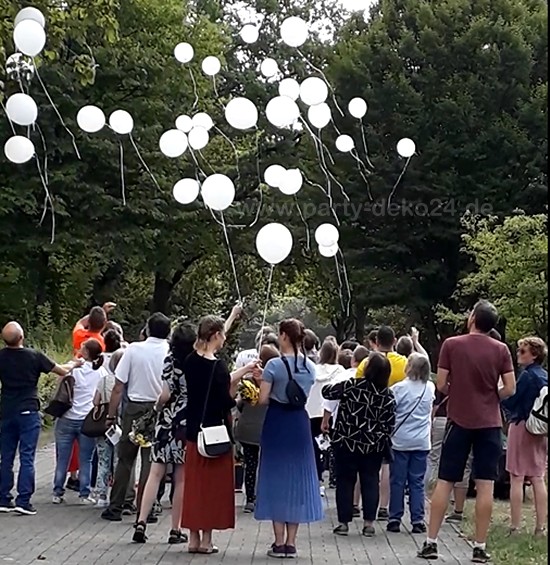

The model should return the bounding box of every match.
[392,383,428,437]
[200,358,219,427]
[280,356,295,381]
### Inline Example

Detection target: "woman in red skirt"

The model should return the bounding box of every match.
[181,315,257,554]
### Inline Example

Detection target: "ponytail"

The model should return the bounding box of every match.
[279,319,310,372]
[82,338,104,371]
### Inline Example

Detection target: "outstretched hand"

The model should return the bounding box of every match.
[103,302,117,314]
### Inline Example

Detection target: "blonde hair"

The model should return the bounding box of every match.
[518,337,548,365]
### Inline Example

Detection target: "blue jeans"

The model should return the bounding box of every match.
[0,412,41,507]
[389,449,428,525]
[53,417,96,498]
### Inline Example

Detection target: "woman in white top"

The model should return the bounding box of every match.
[52,338,106,505]
[306,338,346,494]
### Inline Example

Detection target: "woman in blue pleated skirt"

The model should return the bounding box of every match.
[255,319,323,559]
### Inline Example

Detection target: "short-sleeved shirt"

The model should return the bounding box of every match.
[156,354,188,431]
[0,347,55,416]
[72,327,105,356]
[438,333,514,429]
[356,351,407,387]
[263,355,316,404]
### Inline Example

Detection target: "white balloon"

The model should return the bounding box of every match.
[175,115,193,133]
[159,129,188,158]
[240,25,259,44]
[348,97,367,119]
[397,138,416,158]
[278,78,300,101]
[315,223,339,247]
[201,174,235,211]
[13,20,46,57]
[5,93,37,126]
[174,42,194,63]
[76,105,105,133]
[319,243,339,258]
[256,223,293,265]
[264,165,286,188]
[202,56,221,76]
[336,134,354,153]
[188,126,209,150]
[109,110,134,135]
[265,96,300,129]
[192,112,214,131]
[279,169,303,195]
[15,7,46,28]
[4,135,34,164]
[300,77,329,106]
[173,178,200,205]
[308,103,331,129]
[280,16,308,48]
[260,58,278,78]
[225,98,258,130]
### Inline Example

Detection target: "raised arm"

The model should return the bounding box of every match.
[224,303,243,335]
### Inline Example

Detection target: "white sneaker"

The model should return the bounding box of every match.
[52,496,64,505]
[95,498,109,508]
[79,496,96,506]
[320,486,326,498]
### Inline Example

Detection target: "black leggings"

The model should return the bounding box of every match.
[310,417,324,482]
[241,443,260,503]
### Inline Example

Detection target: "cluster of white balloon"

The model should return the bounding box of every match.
[76,106,134,136]
[2,7,47,165]
[160,112,213,158]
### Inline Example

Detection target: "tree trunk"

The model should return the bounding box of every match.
[151,273,175,314]
[354,303,366,343]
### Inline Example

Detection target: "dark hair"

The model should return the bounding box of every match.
[197,315,225,344]
[338,348,353,369]
[363,351,391,390]
[471,300,498,334]
[103,329,121,354]
[353,345,370,365]
[260,344,280,366]
[89,306,107,333]
[147,312,171,339]
[341,340,359,352]
[171,322,197,364]
[488,328,501,341]
[319,339,338,365]
[109,349,124,373]
[255,326,274,344]
[376,325,396,350]
[366,329,378,347]
[303,329,320,352]
[280,318,309,371]
[262,332,279,349]
[396,335,414,357]
[82,338,104,370]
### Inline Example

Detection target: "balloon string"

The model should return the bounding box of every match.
[129,134,161,193]
[197,149,216,174]
[34,155,55,244]
[293,196,311,251]
[387,155,413,209]
[296,49,345,117]
[333,255,346,313]
[317,130,351,203]
[257,264,275,351]
[189,68,199,110]
[1,101,17,134]
[359,122,375,170]
[338,248,352,317]
[33,62,81,159]
[350,148,374,201]
[214,125,241,186]
[189,148,208,180]
[35,123,49,186]
[220,212,242,301]
[119,140,126,206]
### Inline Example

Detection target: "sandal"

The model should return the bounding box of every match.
[168,529,189,544]
[132,521,148,544]
[198,546,219,554]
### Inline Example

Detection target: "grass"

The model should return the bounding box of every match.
[459,490,547,565]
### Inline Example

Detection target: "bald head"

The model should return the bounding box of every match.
[2,322,24,347]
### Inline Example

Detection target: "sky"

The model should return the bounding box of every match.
[338,0,375,11]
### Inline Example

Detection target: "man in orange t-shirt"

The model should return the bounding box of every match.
[72,303,116,355]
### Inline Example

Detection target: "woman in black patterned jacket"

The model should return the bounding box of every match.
[323,352,396,537]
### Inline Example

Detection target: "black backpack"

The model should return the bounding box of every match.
[281,356,307,410]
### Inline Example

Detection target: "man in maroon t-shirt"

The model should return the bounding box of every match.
[418,301,516,563]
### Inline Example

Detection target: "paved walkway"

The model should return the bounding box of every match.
[0,444,473,564]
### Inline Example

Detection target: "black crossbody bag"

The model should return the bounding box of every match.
[281,356,307,410]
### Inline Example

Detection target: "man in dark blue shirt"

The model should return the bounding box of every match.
[0,322,77,515]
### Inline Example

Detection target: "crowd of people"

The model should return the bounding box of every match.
[0,299,547,563]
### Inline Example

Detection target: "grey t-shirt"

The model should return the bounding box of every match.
[263,355,316,404]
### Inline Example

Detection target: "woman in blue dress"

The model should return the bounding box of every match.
[255,319,323,559]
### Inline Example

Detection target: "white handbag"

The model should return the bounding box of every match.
[196,360,232,458]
